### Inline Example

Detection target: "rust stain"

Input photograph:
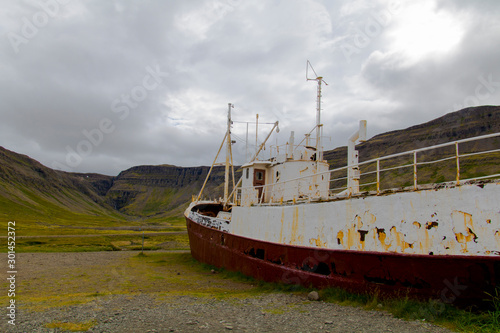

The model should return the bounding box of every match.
[297,233,304,245]
[452,211,477,253]
[390,226,413,252]
[445,239,456,253]
[336,208,494,255]
[279,209,285,243]
[425,222,439,230]
[309,237,327,248]
[358,229,368,250]
[347,224,357,249]
[319,225,328,248]
[376,228,390,252]
[355,215,364,229]
[290,207,299,245]
[341,215,368,250]
[422,228,431,254]
[337,230,344,246]
[462,211,474,229]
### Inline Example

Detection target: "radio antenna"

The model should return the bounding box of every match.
[306,60,328,161]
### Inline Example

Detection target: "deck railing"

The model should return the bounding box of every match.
[346,131,500,195]
[235,132,500,206]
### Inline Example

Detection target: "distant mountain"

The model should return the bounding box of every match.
[324,105,500,167]
[324,105,500,189]
[0,105,498,223]
[0,147,122,223]
[105,164,230,218]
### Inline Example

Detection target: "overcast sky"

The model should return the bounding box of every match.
[1,0,499,175]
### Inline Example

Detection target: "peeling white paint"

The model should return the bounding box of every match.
[231,182,500,256]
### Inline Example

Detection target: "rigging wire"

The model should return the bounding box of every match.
[306,60,318,79]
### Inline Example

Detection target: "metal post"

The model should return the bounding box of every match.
[413,151,418,190]
[347,120,367,195]
[455,141,460,184]
[223,103,233,205]
[376,159,380,194]
[316,77,323,161]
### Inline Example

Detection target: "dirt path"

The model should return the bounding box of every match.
[0,252,453,332]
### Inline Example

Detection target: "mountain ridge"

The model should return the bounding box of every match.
[1,105,499,222]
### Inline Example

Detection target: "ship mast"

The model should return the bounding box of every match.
[306,60,328,162]
[223,103,234,207]
[195,103,235,206]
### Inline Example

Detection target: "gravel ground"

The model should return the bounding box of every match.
[0,252,453,333]
[5,293,454,333]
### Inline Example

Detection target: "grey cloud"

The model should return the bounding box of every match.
[0,0,498,175]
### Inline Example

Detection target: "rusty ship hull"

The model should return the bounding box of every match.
[186,209,500,306]
[185,89,499,306]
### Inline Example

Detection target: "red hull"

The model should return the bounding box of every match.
[186,216,500,307]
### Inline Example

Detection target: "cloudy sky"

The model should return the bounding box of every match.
[1,0,499,175]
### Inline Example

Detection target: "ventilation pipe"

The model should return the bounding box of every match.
[347,120,367,194]
[287,131,295,160]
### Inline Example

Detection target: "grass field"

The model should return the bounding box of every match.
[2,252,257,312]
[0,215,188,253]
[2,251,498,332]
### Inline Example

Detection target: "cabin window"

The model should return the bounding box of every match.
[246,168,249,179]
[256,171,264,181]
[276,171,280,182]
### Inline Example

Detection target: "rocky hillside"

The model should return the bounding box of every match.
[105,165,231,217]
[0,147,121,222]
[324,105,500,189]
[325,105,500,167]
[0,105,498,222]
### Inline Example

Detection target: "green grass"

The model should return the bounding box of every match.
[319,288,500,332]
[0,232,189,253]
[45,320,97,332]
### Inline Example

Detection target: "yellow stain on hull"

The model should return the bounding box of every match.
[290,206,300,245]
[376,228,391,252]
[337,230,344,247]
[453,211,476,254]
[390,226,413,252]
[279,209,285,243]
[309,237,327,248]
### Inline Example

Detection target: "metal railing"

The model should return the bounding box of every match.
[351,132,500,194]
[235,132,500,205]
